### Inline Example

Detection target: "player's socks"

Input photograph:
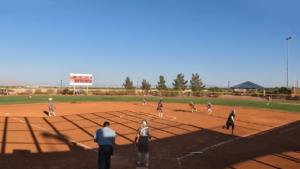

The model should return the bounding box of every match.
[232,129,234,135]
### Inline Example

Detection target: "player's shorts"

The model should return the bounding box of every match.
[138,137,149,153]
[158,107,163,113]
[207,106,212,109]
[49,108,55,112]
[226,121,234,129]
[143,101,146,103]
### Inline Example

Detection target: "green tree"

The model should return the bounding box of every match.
[123,77,135,90]
[141,79,151,91]
[189,73,205,91]
[208,87,223,92]
[172,73,188,91]
[156,75,167,91]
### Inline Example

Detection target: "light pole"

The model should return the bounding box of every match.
[286,36,293,88]
[296,81,298,94]
[228,81,230,92]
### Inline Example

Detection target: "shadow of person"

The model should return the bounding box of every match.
[43,111,49,116]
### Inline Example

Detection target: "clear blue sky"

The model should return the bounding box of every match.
[0,0,299,87]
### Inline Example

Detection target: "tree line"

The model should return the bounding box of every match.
[123,73,206,91]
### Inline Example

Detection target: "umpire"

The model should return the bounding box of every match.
[94,121,116,169]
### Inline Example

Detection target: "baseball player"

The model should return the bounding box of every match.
[267,96,271,106]
[157,100,163,117]
[143,95,146,106]
[189,101,197,113]
[134,119,152,168]
[222,110,236,135]
[29,90,32,99]
[206,100,212,114]
[48,98,56,117]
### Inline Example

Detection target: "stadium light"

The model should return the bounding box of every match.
[286,36,293,88]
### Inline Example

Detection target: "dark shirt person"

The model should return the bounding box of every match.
[94,121,116,169]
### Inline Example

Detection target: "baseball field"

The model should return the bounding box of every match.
[0,95,300,169]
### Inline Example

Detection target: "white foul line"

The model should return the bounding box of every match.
[13,117,98,153]
[177,120,299,160]
[279,125,300,133]
[120,112,176,121]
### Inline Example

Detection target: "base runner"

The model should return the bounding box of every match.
[222,110,235,135]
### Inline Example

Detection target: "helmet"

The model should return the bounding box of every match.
[141,119,148,125]
[231,110,236,114]
[103,121,110,127]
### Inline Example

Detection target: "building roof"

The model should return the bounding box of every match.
[230,81,265,90]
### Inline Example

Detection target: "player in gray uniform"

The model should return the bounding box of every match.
[134,119,152,167]
[157,100,163,117]
[189,101,197,113]
[267,96,271,106]
[48,98,56,117]
[143,95,146,106]
[206,100,212,114]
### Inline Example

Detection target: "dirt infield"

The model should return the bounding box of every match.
[0,102,300,169]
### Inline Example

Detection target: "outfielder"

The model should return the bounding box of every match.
[143,95,146,106]
[29,90,32,99]
[157,99,163,117]
[267,96,271,106]
[134,119,152,168]
[48,98,56,117]
[189,101,197,113]
[206,100,212,114]
[222,110,235,135]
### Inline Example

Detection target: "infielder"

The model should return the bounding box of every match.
[157,99,163,117]
[143,95,146,106]
[206,100,212,114]
[222,110,235,135]
[134,119,152,168]
[267,96,271,106]
[48,98,56,117]
[189,101,197,113]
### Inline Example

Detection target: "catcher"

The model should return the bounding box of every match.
[189,101,197,113]
[134,119,152,168]
[157,99,163,117]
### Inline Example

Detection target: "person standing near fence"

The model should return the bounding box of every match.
[48,98,56,116]
[94,121,116,169]
[206,100,212,114]
[267,96,271,106]
[157,99,163,117]
[222,110,235,135]
[134,119,152,168]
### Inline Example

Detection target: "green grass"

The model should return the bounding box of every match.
[0,95,299,113]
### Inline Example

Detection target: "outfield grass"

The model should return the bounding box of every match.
[0,95,299,113]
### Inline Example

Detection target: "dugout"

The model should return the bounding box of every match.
[230,81,266,96]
